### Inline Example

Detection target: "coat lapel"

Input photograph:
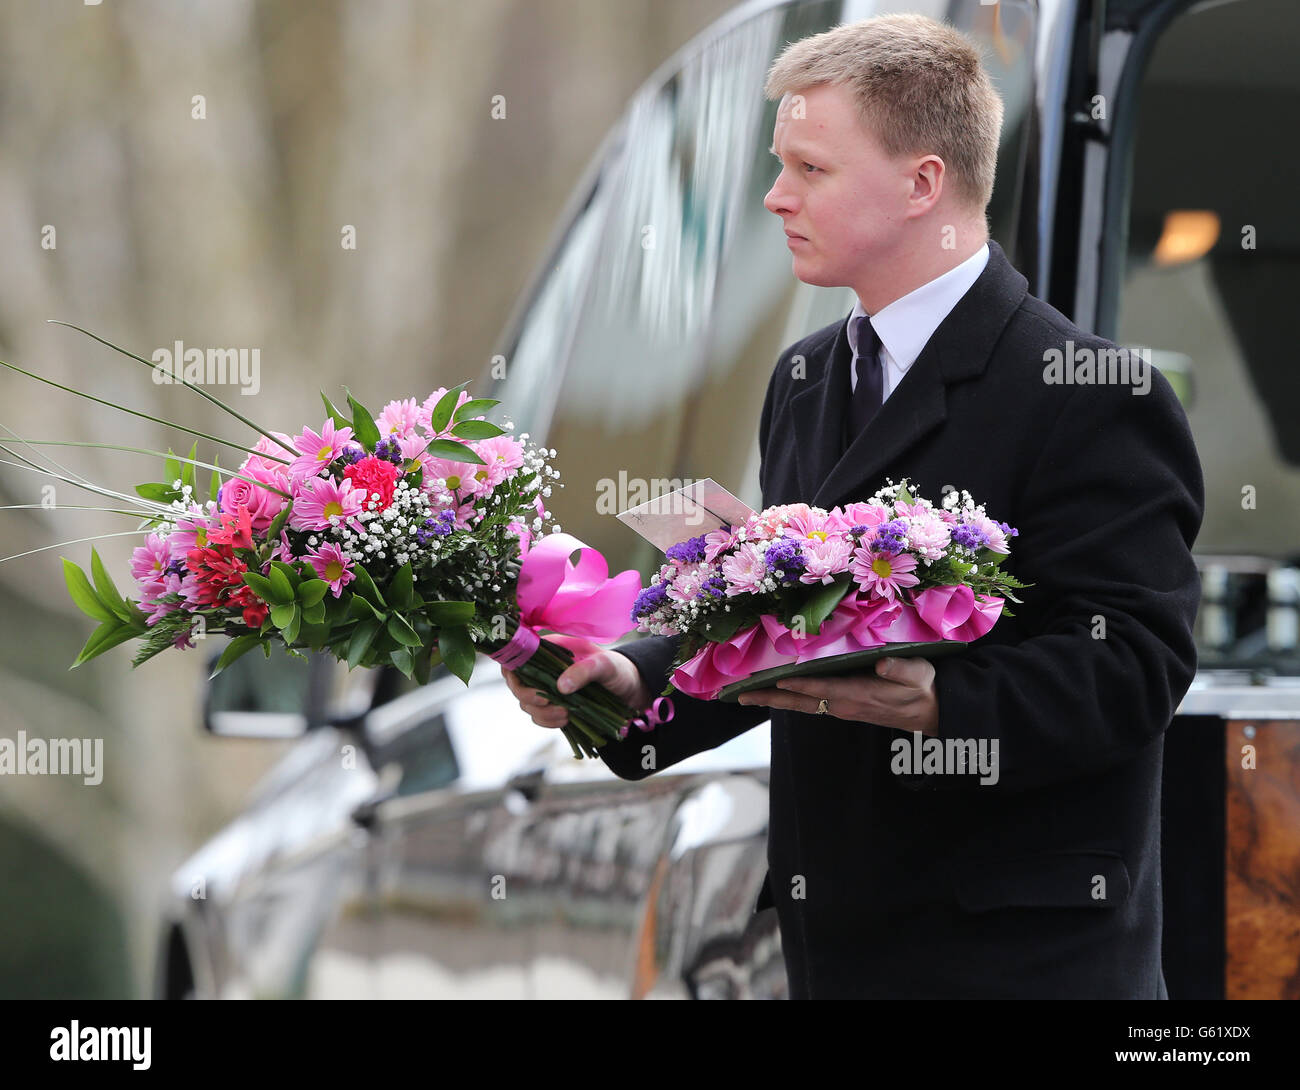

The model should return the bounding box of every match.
[789,239,1028,509]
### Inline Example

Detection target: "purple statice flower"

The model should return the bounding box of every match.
[414,508,457,545]
[333,442,367,468]
[764,538,806,585]
[373,436,406,465]
[997,520,1019,540]
[952,522,990,553]
[696,574,727,602]
[871,518,909,554]
[633,581,669,620]
[665,533,709,565]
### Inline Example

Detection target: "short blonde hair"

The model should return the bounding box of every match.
[764,13,1004,213]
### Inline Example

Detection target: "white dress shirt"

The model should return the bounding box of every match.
[848,242,990,399]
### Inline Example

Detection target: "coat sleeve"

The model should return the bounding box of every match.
[594,357,785,781]
[922,362,1204,793]
[594,634,769,780]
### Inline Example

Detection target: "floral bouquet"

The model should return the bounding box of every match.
[630,479,1029,701]
[1,323,642,758]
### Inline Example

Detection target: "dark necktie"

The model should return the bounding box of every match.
[843,314,883,450]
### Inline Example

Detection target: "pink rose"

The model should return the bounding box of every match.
[225,461,289,532]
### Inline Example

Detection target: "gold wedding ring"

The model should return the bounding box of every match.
[816,698,830,715]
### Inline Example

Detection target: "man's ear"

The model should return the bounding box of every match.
[909,154,945,210]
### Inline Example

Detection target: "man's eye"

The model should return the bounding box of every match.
[802,161,820,173]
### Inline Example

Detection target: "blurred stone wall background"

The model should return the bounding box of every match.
[0,0,735,998]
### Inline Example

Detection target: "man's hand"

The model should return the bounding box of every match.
[501,648,653,731]
[736,656,940,735]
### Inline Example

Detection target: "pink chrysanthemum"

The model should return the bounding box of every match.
[376,397,422,438]
[799,536,854,584]
[904,511,952,561]
[665,562,709,604]
[305,541,356,598]
[446,497,479,531]
[289,419,354,482]
[131,532,171,587]
[720,542,768,595]
[787,507,851,541]
[749,503,812,540]
[169,504,217,557]
[424,455,484,498]
[465,435,525,491]
[289,475,366,534]
[703,526,738,565]
[850,547,919,602]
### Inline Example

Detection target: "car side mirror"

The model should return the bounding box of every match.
[202,640,320,738]
[505,764,546,806]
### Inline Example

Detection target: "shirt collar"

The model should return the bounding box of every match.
[847,241,990,367]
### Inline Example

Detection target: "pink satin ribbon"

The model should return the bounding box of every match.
[486,532,642,671]
[671,584,1003,700]
[620,695,676,738]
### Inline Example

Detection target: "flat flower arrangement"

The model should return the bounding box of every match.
[630,479,1029,702]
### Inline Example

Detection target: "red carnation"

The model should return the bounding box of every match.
[343,455,400,512]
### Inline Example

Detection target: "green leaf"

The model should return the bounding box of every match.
[181,440,198,493]
[241,571,281,604]
[298,620,333,651]
[436,624,475,685]
[343,386,381,450]
[450,419,504,440]
[413,645,434,686]
[208,455,222,505]
[164,448,182,487]
[386,612,422,647]
[789,576,854,636]
[301,601,326,625]
[352,565,387,609]
[266,566,295,604]
[348,594,382,621]
[320,390,352,432]
[282,607,302,646]
[422,438,485,466]
[270,602,297,628]
[269,560,301,594]
[702,611,746,643]
[452,397,499,423]
[89,548,134,623]
[71,619,136,667]
[347,616,383,668]
[62,558,116,622]
[297,579,329,607]
[266,501,293,541]
[209,634,262,679]
[423,600,476,625]
[389,648,414,680]
[388,563,414,610]
[135,482,177,504]
[429,382,471,435]
[406,465,423,489]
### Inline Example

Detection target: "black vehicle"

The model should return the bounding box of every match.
[157,0,1300,1000]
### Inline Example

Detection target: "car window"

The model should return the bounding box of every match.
[1113,0,1300,559]
[489,0,1038,582]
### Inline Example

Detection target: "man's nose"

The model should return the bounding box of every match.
[763,176,797,217]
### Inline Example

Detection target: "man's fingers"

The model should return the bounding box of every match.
[556,653,609,695]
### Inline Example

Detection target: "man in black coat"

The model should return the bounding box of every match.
[503,14,1203,999]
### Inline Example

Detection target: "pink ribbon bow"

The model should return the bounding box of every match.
[487,532,642,670]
